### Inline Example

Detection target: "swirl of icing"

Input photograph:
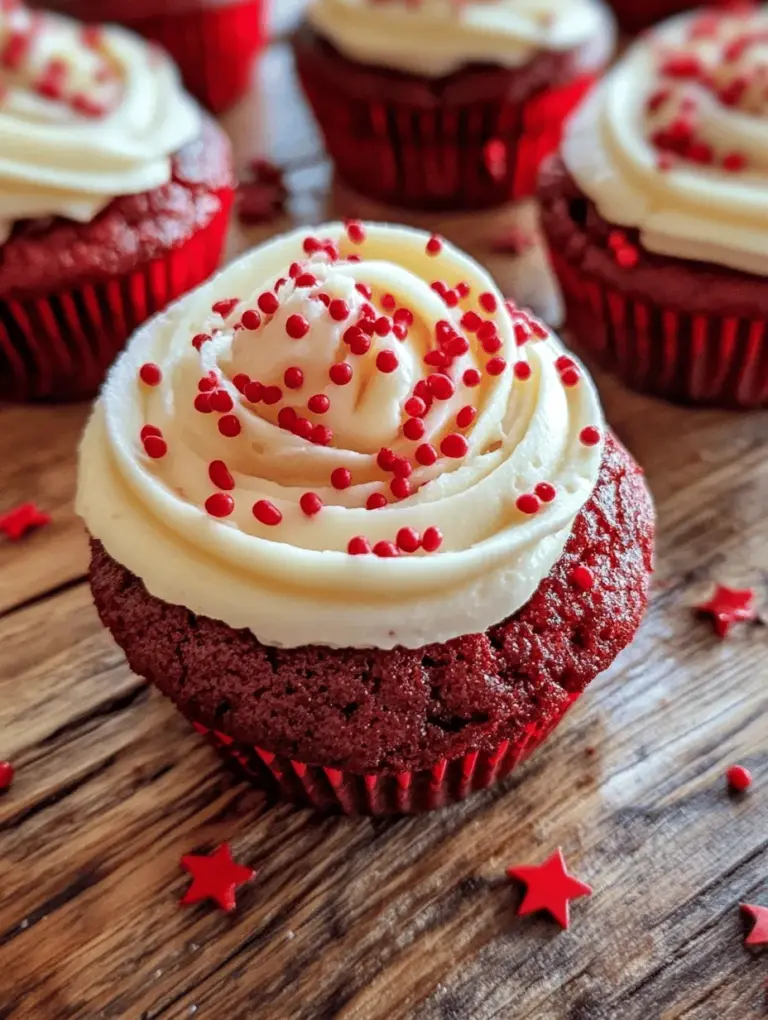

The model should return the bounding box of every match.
[306,0,613,78]
[77,222,605,650]
[562,7,768,276]
[0,2,200,243]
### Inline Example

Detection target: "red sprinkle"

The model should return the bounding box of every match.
[0,760,14,791]
[428,374,455,401]
[210,389,234,413]
[486,357,507,376]
[390,477,411,500]
[262,386,283,405]
[570,565,595,590]
[373,540,400,558]
[232,373,250,394]
[377,447,396,472]
[440,433,468,459]
[311,424,333,446]
[726,765,752,793]
[415,443,438,466]
[244,381,263,403]
[329,299,350,322]
[516,493,541,515]
[426,235,443,256]
[463,368,481,387]
[194,393,212,413]
[461,311,482,332]
[257,292,279,315]
[295,273,317,288]
[308,393,330,414]
[331,467,352,490]
[366,493,388,510]
[403,417,426,441]
[580,426,601,447]
[212,298,239,318]
[277,407,297,430]
[286,314,310,340]
[329,361,353,386]
[514,362,532,381]
[374,317,391,337]
[252,500,282,526]
[723,152,746,172]
[347,330,372,357]
[300,492,323,517]
[392,458,412,479]
[561,368,580,388]
[205,492,235,518]
[143,435,167,459]
[456,405,476,429]
[404,396,426,418]
[218,415,242,438]
[396,527,421,553]
[192,333,211,350]
[139,362,162,386]
[421,526,443,553]
[293,417,313,440]
[209,460,235,490]
[535,482,557,503]
[376,350,399,373]
[284,366,304,390]
[394,308,414,326]
[479,292,498,313]
[241,309,261,331]
[346,221,366,245]
[141,425,163,441]
[348,536,371,555]
[355,282,373,299]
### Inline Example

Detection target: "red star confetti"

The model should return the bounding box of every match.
[237,158,288,226]
[0,503,51,542]
[695,584,758,638]
[741,903,768,948]
[180,843,255,912]
[507,848,592,929]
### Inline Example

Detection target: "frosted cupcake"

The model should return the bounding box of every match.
[78,222,654,815]
[0,2,234,401]
[540,6,768,407]
[293,0,615,211]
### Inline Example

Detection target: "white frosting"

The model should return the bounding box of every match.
[77,223,604,650]
[307,0,613,77]
[562,7,768,276]
[0,3,200,244]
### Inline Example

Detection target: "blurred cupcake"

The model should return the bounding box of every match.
[31,0,266,112]
[540,6,768,408]
[0,3,234,401]
[293,0,615,211]
[608,0,729,35]
[78,221,654,816]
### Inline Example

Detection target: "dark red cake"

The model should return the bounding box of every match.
[89,434,654,814]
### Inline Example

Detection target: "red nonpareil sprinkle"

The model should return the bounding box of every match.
[139,362,162,386]
[404,396,427,418]
[289,262,302,279]
[311,424,333,446]
[205,492,235,518]
[143,435,168,459]
[390,476,411,500]
[0,760,14,792]
[579,426,601,447]
[192,333,211,350]
[329,299,350,322]
[440,433,468,459]
[428,373,455,400]
[535,482,557,503]
[555,355,576,371]
[396,527,421,553]
[331,467,351,490]
[141,424,162,441]
[394,307,414,326]
[393,459,413,480]
[424,350,450,369]
[486,357,507,376]
[210,389,234,413]
[516,493,541,515]
[403,417,426,441]
[232,373,250,393]
[244,381,263,403]
[615,245,639,270]
[726,765,752,793]
[374,540,400,558]
[723,151,746,172]
[308,393,330,414]
[414,379,432,402]
[456,281,471,299]
[366,492,388,510]
[293,417,313,439]
[346,220,366,244]
[480,332,503,355]
[377,447,396,472]
[461,311,482,332]
[478,292,498,313]
[316,293,331,308]
[346,329,371,356]
[393,323,408,342]
[514,361,532,381]
[570,565,595,590]
[355,282,373,299]
[329,362,353,386]
[194,393,212,413]
[444,333,470,357]
[456,405,476,429]
[295,272,317,288]
[300,492,323,517]
[258,292,280,315]
[476,320,498,343]
[274,277,288,293]
[376,350,398,373]
[262,385,283,405]
[647,87,670,114]
[212,298,239,318]
[561,368,581,388]
[483,138,507,181]
[209,460,235,490]
[514,322,530,346]
[348,536,372,555]
[285,314,310,339]
[426,235,443,256]
[442,290,459,309]
[303,236,321,254]
[661,54,703,79]
[277,406,297,430]
[252,500,282,526]
[0,503,51,542]
[463,368,481,387]
[421,526,443,553]
[218,415,242,438]
[374,317,391,337]
[241,309,261,331]
[284,366,304,390]
[381,293,396,311]
[415,443,438,466]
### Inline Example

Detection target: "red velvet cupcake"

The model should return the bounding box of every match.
[0,3,234,401]
[293,0,615,211]
[31,0,265,112]
[77,222,654,815]
[540,7,768,408]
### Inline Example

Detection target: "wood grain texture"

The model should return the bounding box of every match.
[1,5,767,1019]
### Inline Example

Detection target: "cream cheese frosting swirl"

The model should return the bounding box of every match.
[0,2,200,244]
[562,6,768,276]
[78,222,605,650]
[306,0,613,77]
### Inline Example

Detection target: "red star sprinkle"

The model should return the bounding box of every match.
[180,843,255,912]
[0,503,51,542]
[695,584,758,638]
[507,848,593,929]
[741,903,768,948]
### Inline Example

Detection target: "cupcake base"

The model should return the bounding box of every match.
[539,156,768,409]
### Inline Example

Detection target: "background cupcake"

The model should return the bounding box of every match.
[31,0,266,112]
[77,222,654,815]
[293,0,615,212]
[0,3,234,402]
[539,6,768,408]
[608,0,730,35]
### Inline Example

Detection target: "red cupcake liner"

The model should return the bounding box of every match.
[296,51,595,211]
[0,192,231,402]
[191,691,582,815]
[35,0,265,113]
[548,248,768,408]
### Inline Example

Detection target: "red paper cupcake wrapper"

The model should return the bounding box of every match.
[36,0,264,112]
[0,193,231,402]
[191,691,581,815]
[296,54,595,211]
[548,248,768,408]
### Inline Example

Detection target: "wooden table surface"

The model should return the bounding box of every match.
[1,7,767,1019]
